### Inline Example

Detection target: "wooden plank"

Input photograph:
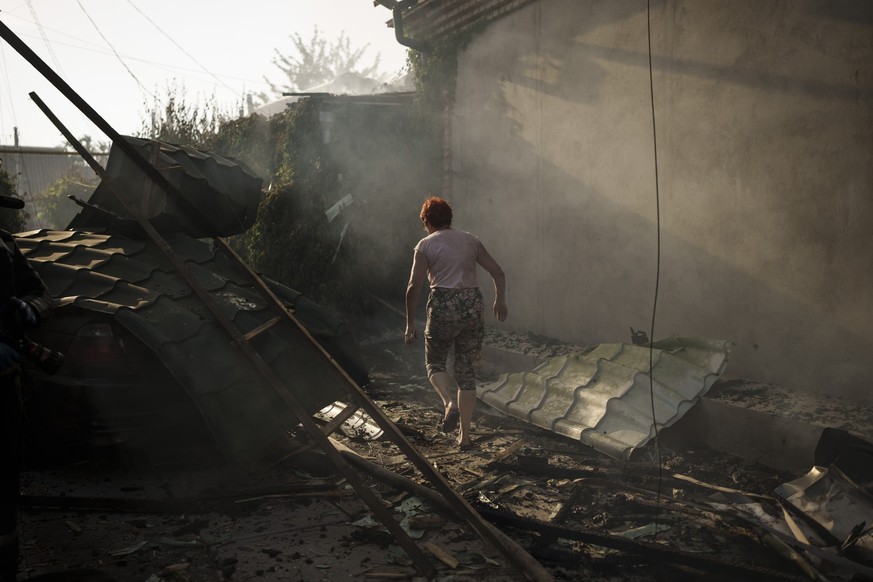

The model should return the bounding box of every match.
[320,402,361,437]
[7,24,552,580]
[422,541,459,569]
[23,91,436,579]
[335,439,555,582]
[493,438,525,462]
[243,316,282,341]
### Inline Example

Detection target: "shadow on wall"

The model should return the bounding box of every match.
[493,0,872,105]
[469,138,873,403]
[454,0,873,402]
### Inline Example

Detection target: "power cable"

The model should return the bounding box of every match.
[24,0,65,78]
[123,0,238,95]
[0,44,18,145]
[1,11,269,89]
[75,0,156,100]
[0,41,41,224]
[646,0,664,532]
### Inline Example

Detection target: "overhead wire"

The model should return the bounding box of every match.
[75,0,156,100]
[646,0,665,533]
[0,45,17,145]
[1,10,269,90]
[24,0,65,78]
[123,0,238,96]
[0,40,42,225]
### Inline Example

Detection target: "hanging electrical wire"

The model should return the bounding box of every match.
[0,43,13,145]
[0,41,42,224]
[25,0,66,78]
[124,0,238,95]
[646,0,665,531]
[75,0,156,100]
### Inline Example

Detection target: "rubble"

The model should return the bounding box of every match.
[17,329,873,581]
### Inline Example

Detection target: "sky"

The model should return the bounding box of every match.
[0,0,409,147]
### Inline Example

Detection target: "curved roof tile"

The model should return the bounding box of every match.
[18,229,358,463]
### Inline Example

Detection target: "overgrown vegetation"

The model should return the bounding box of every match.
[131,80,441,318]
[30,33,458,320]
[408,28,478,114]
[31,166,99,230]
[140,84,238,149]
[260,27,386,101]
[0,167,26,233]
[237,97,441,316]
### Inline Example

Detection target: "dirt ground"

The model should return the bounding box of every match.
[12,326,863,582]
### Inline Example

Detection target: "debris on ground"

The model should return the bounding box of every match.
[16,328,873,581]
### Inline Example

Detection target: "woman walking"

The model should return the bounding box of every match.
[404,196,508,449]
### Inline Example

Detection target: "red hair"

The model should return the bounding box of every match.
[420,196,453,228]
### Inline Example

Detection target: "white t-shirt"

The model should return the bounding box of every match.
[414,228,481,289]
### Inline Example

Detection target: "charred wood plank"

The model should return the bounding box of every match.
[20,482,341,514]
[476,506,806,582]
[333,440,555,582]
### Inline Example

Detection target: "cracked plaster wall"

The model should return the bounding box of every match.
[450,0,873,402]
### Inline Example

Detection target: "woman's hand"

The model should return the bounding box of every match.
[493,300,508,322]
[404,325,418,344]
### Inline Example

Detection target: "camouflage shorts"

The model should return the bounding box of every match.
[424,287,484,391]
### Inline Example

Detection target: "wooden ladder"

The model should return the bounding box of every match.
[6,29,552,575]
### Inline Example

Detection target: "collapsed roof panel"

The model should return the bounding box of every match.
[16,229,369,463]
[67,136,263,239]
[775,428,873,562]
[478,337,732,459]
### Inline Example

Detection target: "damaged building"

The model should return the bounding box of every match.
[0,1,871,581]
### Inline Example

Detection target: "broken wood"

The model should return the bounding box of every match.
[549,483,584,524]
[319,401,362,437]
[20,481,341,514]
[493,438,526,462]
[408,515,445,530]
[422,540,459,569]
[332,438,555,582]
[477,506,805,582]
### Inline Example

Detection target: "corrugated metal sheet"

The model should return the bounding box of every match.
[478,337,732,459]
[15,228,361,463]
[396,0,537,43]
[67,137,262,239]
[775,428,873,561]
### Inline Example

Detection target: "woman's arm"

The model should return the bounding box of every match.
[477,243,508,322]
[405,250,428,343]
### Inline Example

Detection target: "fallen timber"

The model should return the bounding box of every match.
[333,439,808,582]
[20,481,344,515]
[0,19,557,581]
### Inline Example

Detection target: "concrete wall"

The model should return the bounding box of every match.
[451,0,873,402]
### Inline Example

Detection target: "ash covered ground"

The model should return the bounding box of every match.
[13,326,852,582]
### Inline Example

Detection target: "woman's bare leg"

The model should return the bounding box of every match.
[429,371,456,411]
[457,389,476,447]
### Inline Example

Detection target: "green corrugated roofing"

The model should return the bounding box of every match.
[478,337,732,460]
[15,228,361,463]
[66,136,263,238]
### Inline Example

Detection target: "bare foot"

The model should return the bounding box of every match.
[440,406,459,432]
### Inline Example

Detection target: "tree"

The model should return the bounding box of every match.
[32,166,100,230]
[261,27,385,99]
[139,83,237,149]
[0,167,26,233]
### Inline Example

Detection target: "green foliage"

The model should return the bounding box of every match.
[130,65,443,319]
[0,167,26,233]
[261,27,385,100]
[241,102,341,305]
[407,29,477,114]
[239,97,441,316]
[32,166,100,230]
[139,83,237,149]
